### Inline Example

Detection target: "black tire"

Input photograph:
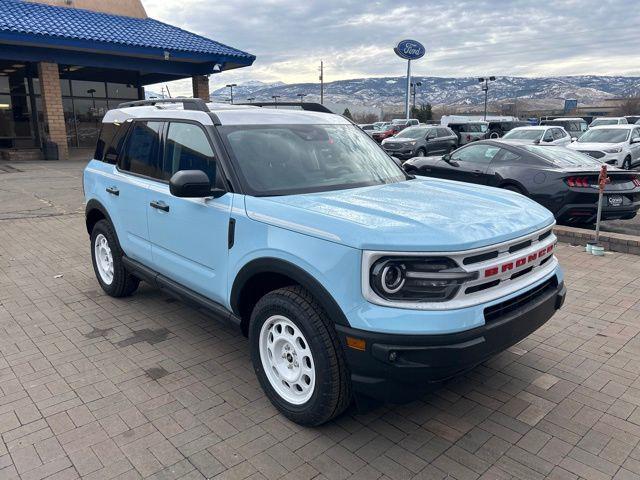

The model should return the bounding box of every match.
[623,156,632,170]
[249,286,351,426]
[489,130,502,139]
[416,148,426,157]
[501,184,525,195]
[90,219,139,297]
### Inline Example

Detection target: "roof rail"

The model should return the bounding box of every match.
[117,98,210,112]
[238,102,333,114]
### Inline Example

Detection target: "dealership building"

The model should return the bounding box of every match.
[0,0,255,160]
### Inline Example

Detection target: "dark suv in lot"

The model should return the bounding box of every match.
[381,125,458,159]
[487,120,529,138]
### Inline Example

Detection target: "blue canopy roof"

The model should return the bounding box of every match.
[0,0,255,81]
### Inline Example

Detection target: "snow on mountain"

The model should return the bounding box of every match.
[209,76,640,108]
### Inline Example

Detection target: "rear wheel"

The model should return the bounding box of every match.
[489,130,502,139]
[90,220,139,297]
[249,286,351,426]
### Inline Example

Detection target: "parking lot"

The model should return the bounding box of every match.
[1,160,640,480]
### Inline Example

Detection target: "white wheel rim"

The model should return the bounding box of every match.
[94,234,114,285]
[259,315,316,405]
[417,150,425,156]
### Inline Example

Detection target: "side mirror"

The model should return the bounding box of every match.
[170,170,219,198]
[443,153,452,162]
[571,137,577,142]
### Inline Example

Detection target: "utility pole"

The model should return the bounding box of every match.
[319,60,324,105]
[411,81,422,110]
[297,93,306,103]
[272,95,280,108]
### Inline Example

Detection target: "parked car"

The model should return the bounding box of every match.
[84,99,565,425]
[624,116,640,125]
[446,121,488,145]
[540,117,588,139]
[373,121,387,129]
[403,140,640,224]
[371,124,397,143]
[487,120,529,138]
[567,124,640,169]
[502,126,571,146]
[390,118,419,131]
[358,124,376,137]
[589,117,628,128]
[381,125,458,159]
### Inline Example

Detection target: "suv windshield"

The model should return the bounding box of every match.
[396,127,428,139]
[220,124,407,196]
[524,146,603,167]
[590,119,618,127]
[503,129,543,141]
[578,128,630,143]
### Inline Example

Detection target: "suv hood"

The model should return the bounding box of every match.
[569,141,624,150]
[244,178,554,252]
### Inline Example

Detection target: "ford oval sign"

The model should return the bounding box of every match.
[394,40,425,60]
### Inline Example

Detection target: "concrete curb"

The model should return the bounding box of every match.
[554,225,640,255]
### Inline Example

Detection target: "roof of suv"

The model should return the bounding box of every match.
[589,124,637,130]
[102,102,350,126]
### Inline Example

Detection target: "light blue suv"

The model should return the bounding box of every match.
[84,99,565,425]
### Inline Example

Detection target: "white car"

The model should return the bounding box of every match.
[502,126,572,146]
[567,125,640,169]
[589,117,628,128]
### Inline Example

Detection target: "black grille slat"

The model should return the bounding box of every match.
[484,277,557,323]
[508,240,532,253]
[463,250,499,265]
[538,230,552,241]
[465,280,500,294]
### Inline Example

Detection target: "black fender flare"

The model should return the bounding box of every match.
[230,257,351,327]
[85,199,118,238]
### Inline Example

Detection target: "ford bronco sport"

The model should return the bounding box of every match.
[84,99,565,426]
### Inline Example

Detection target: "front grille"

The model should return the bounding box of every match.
[484,276,557,323]
[580,150,605,159]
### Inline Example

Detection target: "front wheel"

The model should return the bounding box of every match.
[415,148,426,157]
[249,286,351,426]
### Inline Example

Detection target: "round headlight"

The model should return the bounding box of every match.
[381,264,405,293]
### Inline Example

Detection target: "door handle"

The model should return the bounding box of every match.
[472,170,482,176]
[150,200,169,212]
[106,186,119,196]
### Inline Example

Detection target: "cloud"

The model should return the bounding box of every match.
[142,0,640,96]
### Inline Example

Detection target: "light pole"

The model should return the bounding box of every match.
[297,93,306,103]
[226,83,237,104]
[478,76,496,121]
[87,89,96,109]
[272,95,280,108]
[411,81,422,110]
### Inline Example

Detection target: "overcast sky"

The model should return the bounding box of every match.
[143,0,640,96]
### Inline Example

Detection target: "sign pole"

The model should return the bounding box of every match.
[405,59,412,120]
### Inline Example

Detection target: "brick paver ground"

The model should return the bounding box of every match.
[1,161,640,479]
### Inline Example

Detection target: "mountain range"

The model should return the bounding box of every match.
[209,76,640,110]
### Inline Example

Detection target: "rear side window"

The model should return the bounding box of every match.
[119,121,163,178]
[161,122,217,182]
[436,128,450,137]
[94,123,116,161]
[101,122,130,164]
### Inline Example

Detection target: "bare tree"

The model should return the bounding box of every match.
[616,97,640,116]
[352,112,378,124]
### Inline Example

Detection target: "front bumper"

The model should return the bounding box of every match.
[336,276,565,402]
[382,146,415,159]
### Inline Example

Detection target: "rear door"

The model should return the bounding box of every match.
[630,128,640,165]
[112,120,164,263]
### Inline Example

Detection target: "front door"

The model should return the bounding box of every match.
[443,143,500,185]
[147,121,232,305]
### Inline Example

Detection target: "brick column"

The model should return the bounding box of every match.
[192,75,210,102]
[37,62,68,160]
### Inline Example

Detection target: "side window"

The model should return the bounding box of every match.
[543,129,554,142]
[94,123,117,161]
[119,121,163,179]
[436,128,449,137]
[452,144,500,164]
[103,121,130,164]
[495,149,520,163]
[552,129,564,140]
[161,122,216,182]
[631,129,640,141]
